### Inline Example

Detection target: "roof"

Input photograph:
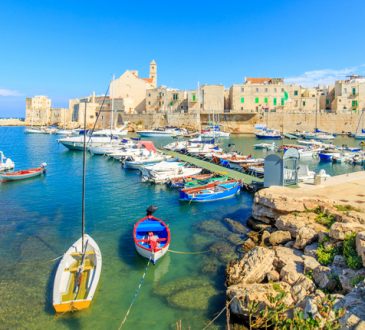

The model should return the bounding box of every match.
[142,78,154,84]
[245,77,283,84]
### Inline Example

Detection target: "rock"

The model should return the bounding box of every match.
[226,247,275,286]
[267,270,280,282]
[269,230,292,246]
[260,230,271,246]
[227,234,246,246]
[329,222,365,240]
[304,242,319,258]
[247,217,273,232]
[209,241,237,264]
[167,284,219,310]
[294,227,318,249]
[195,220,232,238]
[280,264,302,286]
[223,218,248,235]
[291,276,316,304]
[303,255,320,273]
[247,231,260,244]
[332,255,347,268]
[273,246,304,272]
[251,203,277,224]
[200,258,220,274]
[304,297,318,318]
[356,231,365,267]
[313,266,338,291]
[339,281,365,329]
[339,268,365,293]
[241,238,256,253]
[154,277,211,297]
[284,241,294,248]
[227,282,294,318]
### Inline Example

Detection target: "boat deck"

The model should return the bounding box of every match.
[62,258,93,302]
[160,150,263,184]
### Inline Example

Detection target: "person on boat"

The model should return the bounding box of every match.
[147,231,159,251]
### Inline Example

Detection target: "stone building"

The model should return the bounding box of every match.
[331,75,365,113]
[49,108,70,126]
[25,95,51,125]
[110,60,157,114]
[69,94,101,128]
[201,85,225,113]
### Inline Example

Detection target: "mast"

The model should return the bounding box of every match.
[81,101,87,252]
[315,96,318,131]
[111,74,115,130]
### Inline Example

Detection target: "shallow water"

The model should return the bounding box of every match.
[0,127,362,329]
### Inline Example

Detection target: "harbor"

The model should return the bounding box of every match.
[0,124,364,329]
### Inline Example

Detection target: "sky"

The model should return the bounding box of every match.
[1,0,365,117]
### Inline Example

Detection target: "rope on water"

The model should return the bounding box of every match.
[117,257,152,330]
[202,296,237,330]
[168,249,210,255]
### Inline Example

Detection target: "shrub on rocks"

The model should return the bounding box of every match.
[343,233,362,270]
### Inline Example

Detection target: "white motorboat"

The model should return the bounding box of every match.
[0,151,15,172]
[58,132,120,151]
[137,127,187,137]
[24,127,48,134]
[201,130,230,138]
[253,142,277,151]
[123,153,167,169]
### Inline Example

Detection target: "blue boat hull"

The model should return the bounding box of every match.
[318,153,333,162]
[179,183,241,202]
[255,134,282,140]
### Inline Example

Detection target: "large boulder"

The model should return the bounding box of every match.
[303,255,320,273]
[329,222,365,240]
[304,242,319,258]
[356,231,365,267]
[273,246,304,272]
[339,268,365,293]
[247,217,274,232]
[227,282,294,317]
[313,266,338,291]
[269,230,292,246]
[226,247,275,286]
[294,227,318,249]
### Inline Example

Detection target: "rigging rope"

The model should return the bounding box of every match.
[117,257,152,330]
[168,249,210,255]
[202,296,237,330]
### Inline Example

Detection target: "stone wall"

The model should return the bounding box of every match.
[0,119,25,126]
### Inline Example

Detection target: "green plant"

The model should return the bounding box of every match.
[334,204,361,212]
[350,275,365,287]
[315,211,336,229]
[305,269,314,280]
[343,233,362,270]
[317,244,338,266]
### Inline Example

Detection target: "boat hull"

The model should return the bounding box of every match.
[255,134,282,140]
[1,167,45,181]
[53,234,102,313]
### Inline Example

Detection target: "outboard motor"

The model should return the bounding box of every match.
[146,205,158,217]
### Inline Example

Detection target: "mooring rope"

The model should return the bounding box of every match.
[202,296,237,330]
[168,249,210,255]
[117,257,152,330]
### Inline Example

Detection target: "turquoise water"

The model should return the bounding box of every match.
[0,127,363,329]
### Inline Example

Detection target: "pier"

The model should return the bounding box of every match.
[160,149,263,184]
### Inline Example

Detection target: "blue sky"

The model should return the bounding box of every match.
[1,0,365,117]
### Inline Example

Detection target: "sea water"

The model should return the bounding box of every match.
[0,127,362,329]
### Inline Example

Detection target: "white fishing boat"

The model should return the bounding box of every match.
[123,153,167,169]
[0,151,15,172]
[88,139,135,156]
[185,143,222,156]
[137,127,187,137]
[53,234,102,313]
[255,128,282,139]
[24,127,48,134]
[58,133,120,151]
[253,142,277,151]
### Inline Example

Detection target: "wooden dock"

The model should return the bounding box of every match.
[161,149,263,184]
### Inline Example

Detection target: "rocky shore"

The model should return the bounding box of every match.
[225,184,365,329]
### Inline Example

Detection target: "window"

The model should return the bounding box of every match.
[273,98,277,105]
[173,94,178,100]
[265,88,268,93]
[352,100,358,108]
[352,87,356,95]
[326,99,330,105]
[344,88,347,94]
[170,101,173,106]
[192,94,196,101]
[256,88,259,93]
[241,107,243,110]
[281,98,285,106]
[264,97,268,104]
[294,90,299,96]
[255,97,259,104]
[148,93,151,97]
[303,101,306,106]
[148,101,151,105]
[241,87,244,93]
[240,97,244,103]
[281,88,284,92]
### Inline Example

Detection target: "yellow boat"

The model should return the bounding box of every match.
[53,234,102,313]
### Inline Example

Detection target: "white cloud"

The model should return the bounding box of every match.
[0,88,22,97]
[285,65,365,87]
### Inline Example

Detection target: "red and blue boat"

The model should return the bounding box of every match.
[179,180,241,203]
[133,207,170,264]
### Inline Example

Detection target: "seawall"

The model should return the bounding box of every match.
[0,119,25,126]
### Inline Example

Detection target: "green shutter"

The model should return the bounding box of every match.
[281,98,285,106]
[264,97,268,104]
[294,90,298,96]
[326,99,330,105]
[273,98,277,106]
[255,97,259,104]
[240,97,244,103]
[352,88,356,96]
[192,94,196,101]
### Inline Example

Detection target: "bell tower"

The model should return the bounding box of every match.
[149,60,157,88]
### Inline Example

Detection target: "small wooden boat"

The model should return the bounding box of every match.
[53,234,102,313]
[1,163,47,182]
[183,175,229,189]
[179,180,241,203]
[133,208,170,264]
[168,173,214,188]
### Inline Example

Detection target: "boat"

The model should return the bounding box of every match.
[179,180,241,203]
[283,133,298,139]
[354,111,365,140]
[53,101,102,313]
[200,124,230,138]
[255,128,282,140]
[52,234,102,313]
[123,153,167,169]
[137,127,187,137]
[1,163,47,182]
[0,151,15,172]
[24,127,48,134]
[58,132,120,151]
[254,142,277,151]
[183,176,229,189]
[168,173,215,188]
[318,149,341,162]
[133,206,170,264]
